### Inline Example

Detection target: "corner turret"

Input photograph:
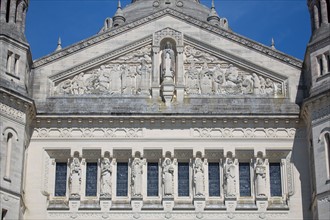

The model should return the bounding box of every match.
[113,0,126,27]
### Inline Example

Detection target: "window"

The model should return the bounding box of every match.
[1,209,7,220]
[178,163,189,196]
[4,133,13,180]
[116,162,128,197]
[6,52,12,73]
[14,55,19,75]
[55,162,67,196]
[327,54,330,74]
[147,162,159,196]
[319,57,324,75]
[208,163,220,197]
[239,163,251,197]
[85,162,98,196]
[325,133,330,177]
[269,163,282,196]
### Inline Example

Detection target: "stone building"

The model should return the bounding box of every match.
[0,0,329,219]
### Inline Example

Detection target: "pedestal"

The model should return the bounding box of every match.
[256,197,268,219]
[225,197,237,219]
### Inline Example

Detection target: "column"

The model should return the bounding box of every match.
[176,46,184,103]
[0,0,8,21]
[9,0,17,23]
[321,0,329,24]
[151,46,160,98]
[314,5,320,29]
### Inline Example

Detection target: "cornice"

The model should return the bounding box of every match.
[32,8,302,69]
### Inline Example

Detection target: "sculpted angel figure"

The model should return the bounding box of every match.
[255,158,267,197]
[194,158,205,196]
[162,158,174,196]
[69,157,81,197]
[100,158,112,197]
[161,41,176,82]
[131,158,144,196]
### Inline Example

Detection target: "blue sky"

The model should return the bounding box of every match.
[25,0,311,60]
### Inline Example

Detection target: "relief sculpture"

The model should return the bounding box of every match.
[54,45,152,96]
[69,157,81,198]
[184,45,283,97]
[100,158,112,198]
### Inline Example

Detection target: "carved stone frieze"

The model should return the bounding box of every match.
[53,45,152,96]
[184,45,284,97]
[191,128,296,139]
[0,102,25,122]
[34,127,143,139]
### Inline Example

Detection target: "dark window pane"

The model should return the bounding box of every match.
[147,163,159,196]
[55,163,67,196]
[270,163,282,197]
[178,163,189,196]
[116,163,128,196]
[208,163,220,197]
[239,163,251,197]
[85,163,98,196]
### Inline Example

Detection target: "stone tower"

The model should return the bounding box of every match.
[0,0,35,219]
[302,0,330,219]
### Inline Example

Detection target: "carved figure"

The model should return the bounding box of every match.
[69,157,81,197]
[161,41,175,82]
[252,73,261,94]
[110,64,122,94]
[265,78,274,95]
[100,158,112,197]
[241,74,254,94]
[199,63,213,94]
[224,158,236,197]
[136,59,150,95]
[212,64,226,94]
[131,158,144,196]
[162,158,174,196]
[98,66,111,92]
[194,158,205,196]
[259,76,266,94]
[255,158,267,197]
[185,62,200,94]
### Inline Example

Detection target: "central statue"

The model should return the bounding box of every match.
[161,41,175,83]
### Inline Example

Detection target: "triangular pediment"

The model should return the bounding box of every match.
[50,35,287,98]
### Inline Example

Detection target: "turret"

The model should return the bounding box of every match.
[113,0,126,27]
[207,0,220,26]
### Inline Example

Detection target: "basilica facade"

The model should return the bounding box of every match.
[0,0,329,219]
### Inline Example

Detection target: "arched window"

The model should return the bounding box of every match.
[325,133,330,178]
[4,133,13,180]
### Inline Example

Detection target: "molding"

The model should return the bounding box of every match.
[33,8,302,69]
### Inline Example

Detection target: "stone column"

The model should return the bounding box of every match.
[314,5,320,29]
[0,0,8,21]
[322,54,328,74]
[152,46,160,99]
[176,46,184,103]
[21,7,27,33]
[15,2,23,31]
[321,0,329,24]
[9,0,17,23]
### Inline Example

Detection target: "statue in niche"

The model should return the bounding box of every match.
[255,158,267,197]
[162,158,174,196]
[136,59,150,95]
[110,64,122,94]
[199,63,214,94]
[161,41,175,83]
[131,158,144,196]
[100,158,112,197]
[69,157,81,197]
[185,62,200,95]
[194,158,205,196]
[224,158,237,198]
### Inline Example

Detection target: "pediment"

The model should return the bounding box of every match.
[50,35,287,99]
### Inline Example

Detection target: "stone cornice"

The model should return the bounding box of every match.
[32,8,302,69]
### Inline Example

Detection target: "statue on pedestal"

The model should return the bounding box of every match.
[194,158,205,196]
[131,158,144,197]
[224,158,237,198]
[100,158,112,197]
[255,158,267,197]
[162,158,174,196]
[69,157,81,198]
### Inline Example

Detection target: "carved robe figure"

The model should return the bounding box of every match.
[224,158,237,197]
[194,158,205,196]
[185,62,200,95]
[136,59,150,94]
[110,64,122,94]
[161,41,175,83]
[69,157,81,197]
[131,158,144,196]
[199,63,213,94]
[100,158,112,197]
[255,158,267,197]
[162,158,174,196]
